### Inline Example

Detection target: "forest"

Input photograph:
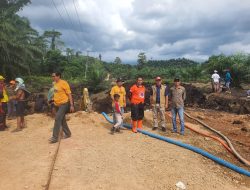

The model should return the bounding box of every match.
[1,0,250,92]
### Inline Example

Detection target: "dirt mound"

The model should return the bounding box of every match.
[183,83,206,106]
[91,90,113,113]
[205,93,250,114]
[90,83,207,113]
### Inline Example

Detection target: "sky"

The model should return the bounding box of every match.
[19,0,250,63]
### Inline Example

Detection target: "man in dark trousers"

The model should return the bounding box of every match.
[129,77,145,133]
[49,72,74,143]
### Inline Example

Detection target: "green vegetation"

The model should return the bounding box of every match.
[1,0,250,93]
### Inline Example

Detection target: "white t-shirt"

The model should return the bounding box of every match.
[211,73,220,83]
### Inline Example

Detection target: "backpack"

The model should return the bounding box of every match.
[23,88,31,101]
[18,87,31,101]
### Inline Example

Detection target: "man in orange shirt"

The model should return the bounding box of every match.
[49,72,74,143]
[129,77,145,133]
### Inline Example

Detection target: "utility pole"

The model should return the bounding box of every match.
[85,50,89,79]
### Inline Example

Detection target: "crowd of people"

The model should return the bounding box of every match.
[2,69,249,143]
[0,76,28,131]
[110,76,186,135]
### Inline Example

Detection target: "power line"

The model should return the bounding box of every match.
[73,0,85,34]
[61,0,82,48]
[50,0,80,49]
[51,0,67,27]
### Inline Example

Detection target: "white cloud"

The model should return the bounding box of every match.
[218,42,250,54]
[18,0,250,62]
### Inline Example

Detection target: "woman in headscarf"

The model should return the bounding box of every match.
[11,78,26,131]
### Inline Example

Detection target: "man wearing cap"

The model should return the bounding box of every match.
[110,78,126,123]
[0,75,9,130]
[211,70,220,93]
[150,76,168,132]
[169,78,186,135]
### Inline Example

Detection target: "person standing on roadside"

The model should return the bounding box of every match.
[150,76,168,132]
[211,70,220,93]
[169,78,186,135]
[11,78,27,132]
[110,78,126,123]
[49,72,74,143]
[129,77,145,133]
[110,94,123,134]
[0,75,8,131]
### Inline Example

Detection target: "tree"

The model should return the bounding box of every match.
[0,0,45,78]
[66,48,74,60]
[43,30,63,50]
[114,57,122,64]
[44,50,66,73]
[76,51,81,57]
[137,52,147,70]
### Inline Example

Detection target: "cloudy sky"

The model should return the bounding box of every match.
[19,0,250,63]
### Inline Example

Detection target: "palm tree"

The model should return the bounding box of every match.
[43,30,64,50]
[0,0,44,78]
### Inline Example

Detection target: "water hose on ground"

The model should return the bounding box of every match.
[184,111,250,167]
[101,112,250,177]
[165,112,233,154]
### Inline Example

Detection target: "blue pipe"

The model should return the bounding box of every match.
[102,112,250,177]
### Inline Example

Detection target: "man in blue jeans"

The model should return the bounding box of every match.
[225,70,232,92]
[169,78,186,135]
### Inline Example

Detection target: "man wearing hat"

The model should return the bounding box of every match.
[110,78,126,124]
[0,75,9,130]
[150,76,168,132]
[211,70,220,93]
[169,78,186,135]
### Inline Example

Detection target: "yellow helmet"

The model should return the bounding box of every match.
[0,75,5,80]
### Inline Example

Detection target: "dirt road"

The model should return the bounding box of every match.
[0,111,249,190]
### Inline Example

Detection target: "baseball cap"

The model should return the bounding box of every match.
[155,76,161,81]
[174,77,180,82]
[214,70,218,73]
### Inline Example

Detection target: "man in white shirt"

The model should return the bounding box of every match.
[211,70,220,93]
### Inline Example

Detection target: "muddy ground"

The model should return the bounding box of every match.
[0,109,249,190]
[91,82,250,114]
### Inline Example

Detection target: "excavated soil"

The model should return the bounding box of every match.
[90,82,250,114]
[0,110,249,190]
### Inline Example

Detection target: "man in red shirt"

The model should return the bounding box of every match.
[129,77,145,133]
